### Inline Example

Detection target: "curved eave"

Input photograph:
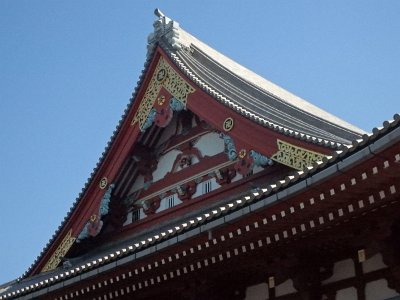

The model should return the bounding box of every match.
[157,35,365,148]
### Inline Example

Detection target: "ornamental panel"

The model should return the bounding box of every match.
[131,56,196,131]
[271,139,325,170]
[41,229,76,272]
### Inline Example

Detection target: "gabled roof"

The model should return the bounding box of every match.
[6,9,370,285]
[149,9,366,146]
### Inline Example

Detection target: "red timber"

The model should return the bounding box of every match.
[99,164,286,244]
[44,142,400,300]
[31,46,334,276]
[29,51,164,276]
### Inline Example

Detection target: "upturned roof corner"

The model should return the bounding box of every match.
[147,9,187,57]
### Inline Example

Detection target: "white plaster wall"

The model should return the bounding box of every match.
[275,279,296,297]
[191,177,220,199]
[322,259,355,284]
[194,132,224,157]
[159,193,181,212]
[123,208,143,226]
[363,253,387,273]
[365,279,399,300]
[244,283,269,300]
[123,211,132,226]
[152,149,181,182]
[336,287,357,300]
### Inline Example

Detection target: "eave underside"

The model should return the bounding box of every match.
[3,128,400,299]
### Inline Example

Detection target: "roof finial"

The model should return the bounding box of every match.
[154,8,164,18]
[147,9,184,56]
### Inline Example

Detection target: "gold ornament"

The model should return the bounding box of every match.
[223,117,234,132]
[131,56,196,131]
[41,230,76,272]
[271,139,325,170]
[99,177,108,189]
[238,149,247,159]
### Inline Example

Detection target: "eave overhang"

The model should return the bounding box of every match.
[2,114,399,300]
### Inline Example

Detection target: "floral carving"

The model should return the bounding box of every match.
[131,56,195,131]
[271,139,325,170]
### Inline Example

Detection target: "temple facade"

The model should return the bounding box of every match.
[1,10,400,300]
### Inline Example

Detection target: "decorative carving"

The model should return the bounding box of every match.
[215,168,236,185]
[41,230,76,272]
[77,184,115,242]
[170,143,203,173]
[177,182,197,201]
[99,177,108,189]
[223,117,234,132]
[99,184,114,216]
[271,139,325,170]
[220,133,237,161]
[170,97,185,111]
[249,150,273,167]
[143,198,161,215]
[238,149,246,159]
[131,56,195,131]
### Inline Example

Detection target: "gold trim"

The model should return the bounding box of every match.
[223,117,234,132]
[99,177,108,189]
[41,230,76,272]
[238,149,247,159]
[271,139,325,170]
[131,56,196,130]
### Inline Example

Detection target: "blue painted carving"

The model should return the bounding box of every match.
[77,224,89,242]
[220,133,237,161]
[169,97,184,111]
[100,184,115,216]
[249,150,273,167]
[77,184,114,242]
[141,108,157,132]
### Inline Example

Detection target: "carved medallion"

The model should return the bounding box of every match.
[238,149,247,159]
[223,117,234,132]
[41,230,76,272]
[99,177,108,189]
[131,56,196,131]
[271,139,325,170]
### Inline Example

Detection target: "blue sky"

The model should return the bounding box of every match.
[0,1,399,284]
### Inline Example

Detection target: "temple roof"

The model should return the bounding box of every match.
[148,9,365,146]
[3,9,373,286]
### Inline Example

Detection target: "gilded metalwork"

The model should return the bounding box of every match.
[223,117,234,131]
[41,230,76,272]
[99,177,108,189]
[238,149,247,159]
[271,139,326,170]
[131,56,196,131]
[157,95,166,106]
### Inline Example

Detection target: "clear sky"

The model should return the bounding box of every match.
[0,1,399,284]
